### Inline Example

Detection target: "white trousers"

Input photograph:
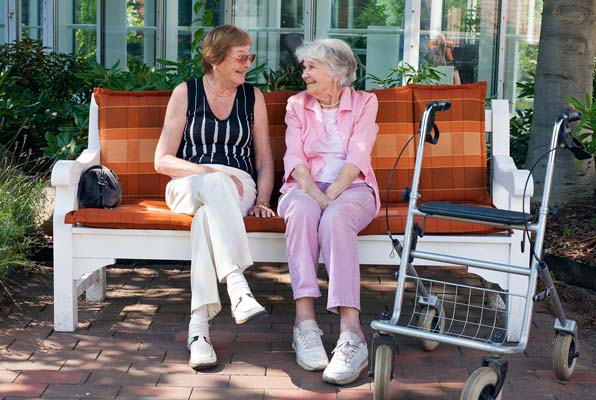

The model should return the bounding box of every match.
[165,165,257,319]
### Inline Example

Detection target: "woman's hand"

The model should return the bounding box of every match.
[308,186,330,210]
[248,201,275,217]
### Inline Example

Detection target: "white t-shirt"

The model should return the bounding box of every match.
[311,108,363,183]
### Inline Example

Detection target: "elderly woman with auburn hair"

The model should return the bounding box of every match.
[155,24,275,371]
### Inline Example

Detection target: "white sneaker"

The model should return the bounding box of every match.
[231,293,267,324]
[292,319,329,371]
[322,331,369,385]
[187,335,217,370]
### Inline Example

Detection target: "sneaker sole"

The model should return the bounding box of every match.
[189,359,218,371]
[232,307,268,325]
[322,359,369,385]
[292,342,329,371]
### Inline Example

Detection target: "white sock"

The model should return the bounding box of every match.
[189,305,210,340]
[225,266,250,306]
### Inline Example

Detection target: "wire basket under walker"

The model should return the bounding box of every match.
[398,273,527,346]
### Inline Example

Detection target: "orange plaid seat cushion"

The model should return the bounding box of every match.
[65,83,497,235]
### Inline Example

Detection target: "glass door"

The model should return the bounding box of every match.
[421,0,500,91]
[315,0,405,89]
[230,0,304,87]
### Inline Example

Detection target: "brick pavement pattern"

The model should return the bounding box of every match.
[0,263,594,399]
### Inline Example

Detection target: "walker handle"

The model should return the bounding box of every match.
[422,101,451,145]
[557,110,592,160]
[563,111,581,123]
[434,101,451,112]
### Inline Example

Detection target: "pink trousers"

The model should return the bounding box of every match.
[278,182,377,313]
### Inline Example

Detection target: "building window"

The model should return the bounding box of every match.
[0,0,6,44]
[20,0,43,40]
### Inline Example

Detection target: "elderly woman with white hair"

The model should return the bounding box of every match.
[278,38,380,385]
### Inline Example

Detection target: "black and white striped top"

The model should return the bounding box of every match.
[177,77,255,177]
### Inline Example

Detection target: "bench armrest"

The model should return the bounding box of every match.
[51,149,100,219]
[492,154,533,211]
[51,149,100,188]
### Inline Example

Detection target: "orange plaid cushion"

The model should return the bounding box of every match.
[411,82,489,203]
[262,90,296,205]
[369,85,416,204]
[64,200,499,235]
[68,84,494,235]
[94,88,172,199]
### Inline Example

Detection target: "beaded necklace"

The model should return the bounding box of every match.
[320,100,340,109]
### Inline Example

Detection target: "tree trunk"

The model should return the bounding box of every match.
[526,0,596,202]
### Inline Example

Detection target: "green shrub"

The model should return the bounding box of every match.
[0,145,47,283]
[509,78,535,167]
[260,64,305,92]
[565,93,596,159]
[0,39,93,164]
[367,62,445,88]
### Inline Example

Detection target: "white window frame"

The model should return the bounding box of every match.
[32,0,508,100]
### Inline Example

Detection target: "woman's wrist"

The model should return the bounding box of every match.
[255,200,270,207]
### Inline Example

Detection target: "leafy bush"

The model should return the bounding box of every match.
[260,64,306,92]
[367,62,445,88]
[509,78,535,167]
[0,39,93,164]
[0,144,47,286]
[565,94,596,159]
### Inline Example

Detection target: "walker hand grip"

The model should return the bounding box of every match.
[422,101,451,145]
[435,101,451,112]
[563,111,581,123]
[557,110,591,160]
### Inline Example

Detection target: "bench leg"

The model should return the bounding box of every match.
[53,256,78,332]
[53,215,78,332]
[86,266,106,301]
[506,277,528,342]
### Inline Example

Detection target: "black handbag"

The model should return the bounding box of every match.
[77,165,122,209]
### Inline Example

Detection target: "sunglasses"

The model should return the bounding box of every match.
[230,53,256,64]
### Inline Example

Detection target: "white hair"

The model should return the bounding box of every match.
[295,39,357,88]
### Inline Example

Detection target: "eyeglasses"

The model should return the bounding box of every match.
[230,53,256,64]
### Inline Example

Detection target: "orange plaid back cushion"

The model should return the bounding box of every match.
[369,85,416,204]
[412,82,489,203]
[369,82,488,204]
[262,90,296,205]
[94,88,171,199]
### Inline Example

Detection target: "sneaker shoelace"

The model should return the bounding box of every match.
[297,327,324,349]
[331,339,359,366]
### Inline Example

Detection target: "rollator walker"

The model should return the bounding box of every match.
[369,101,590,399]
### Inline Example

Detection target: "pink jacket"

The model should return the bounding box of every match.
[280,86,380,213]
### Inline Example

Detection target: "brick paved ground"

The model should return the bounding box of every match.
[0,262,594,399]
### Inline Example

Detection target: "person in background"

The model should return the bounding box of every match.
[427,33,461,84]
[278,38,380,385]
[154,24,275,371]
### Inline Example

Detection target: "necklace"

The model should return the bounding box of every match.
[320,100,340,109]
[204,77,236,98]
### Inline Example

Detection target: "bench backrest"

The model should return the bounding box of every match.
[93,82,489,204]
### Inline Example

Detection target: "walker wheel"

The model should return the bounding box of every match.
[553,332,578,380]
[373,344,393,400]
[417,305,445,351]
[460,367,502,400]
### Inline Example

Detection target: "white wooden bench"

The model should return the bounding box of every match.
[52,84,532,341]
